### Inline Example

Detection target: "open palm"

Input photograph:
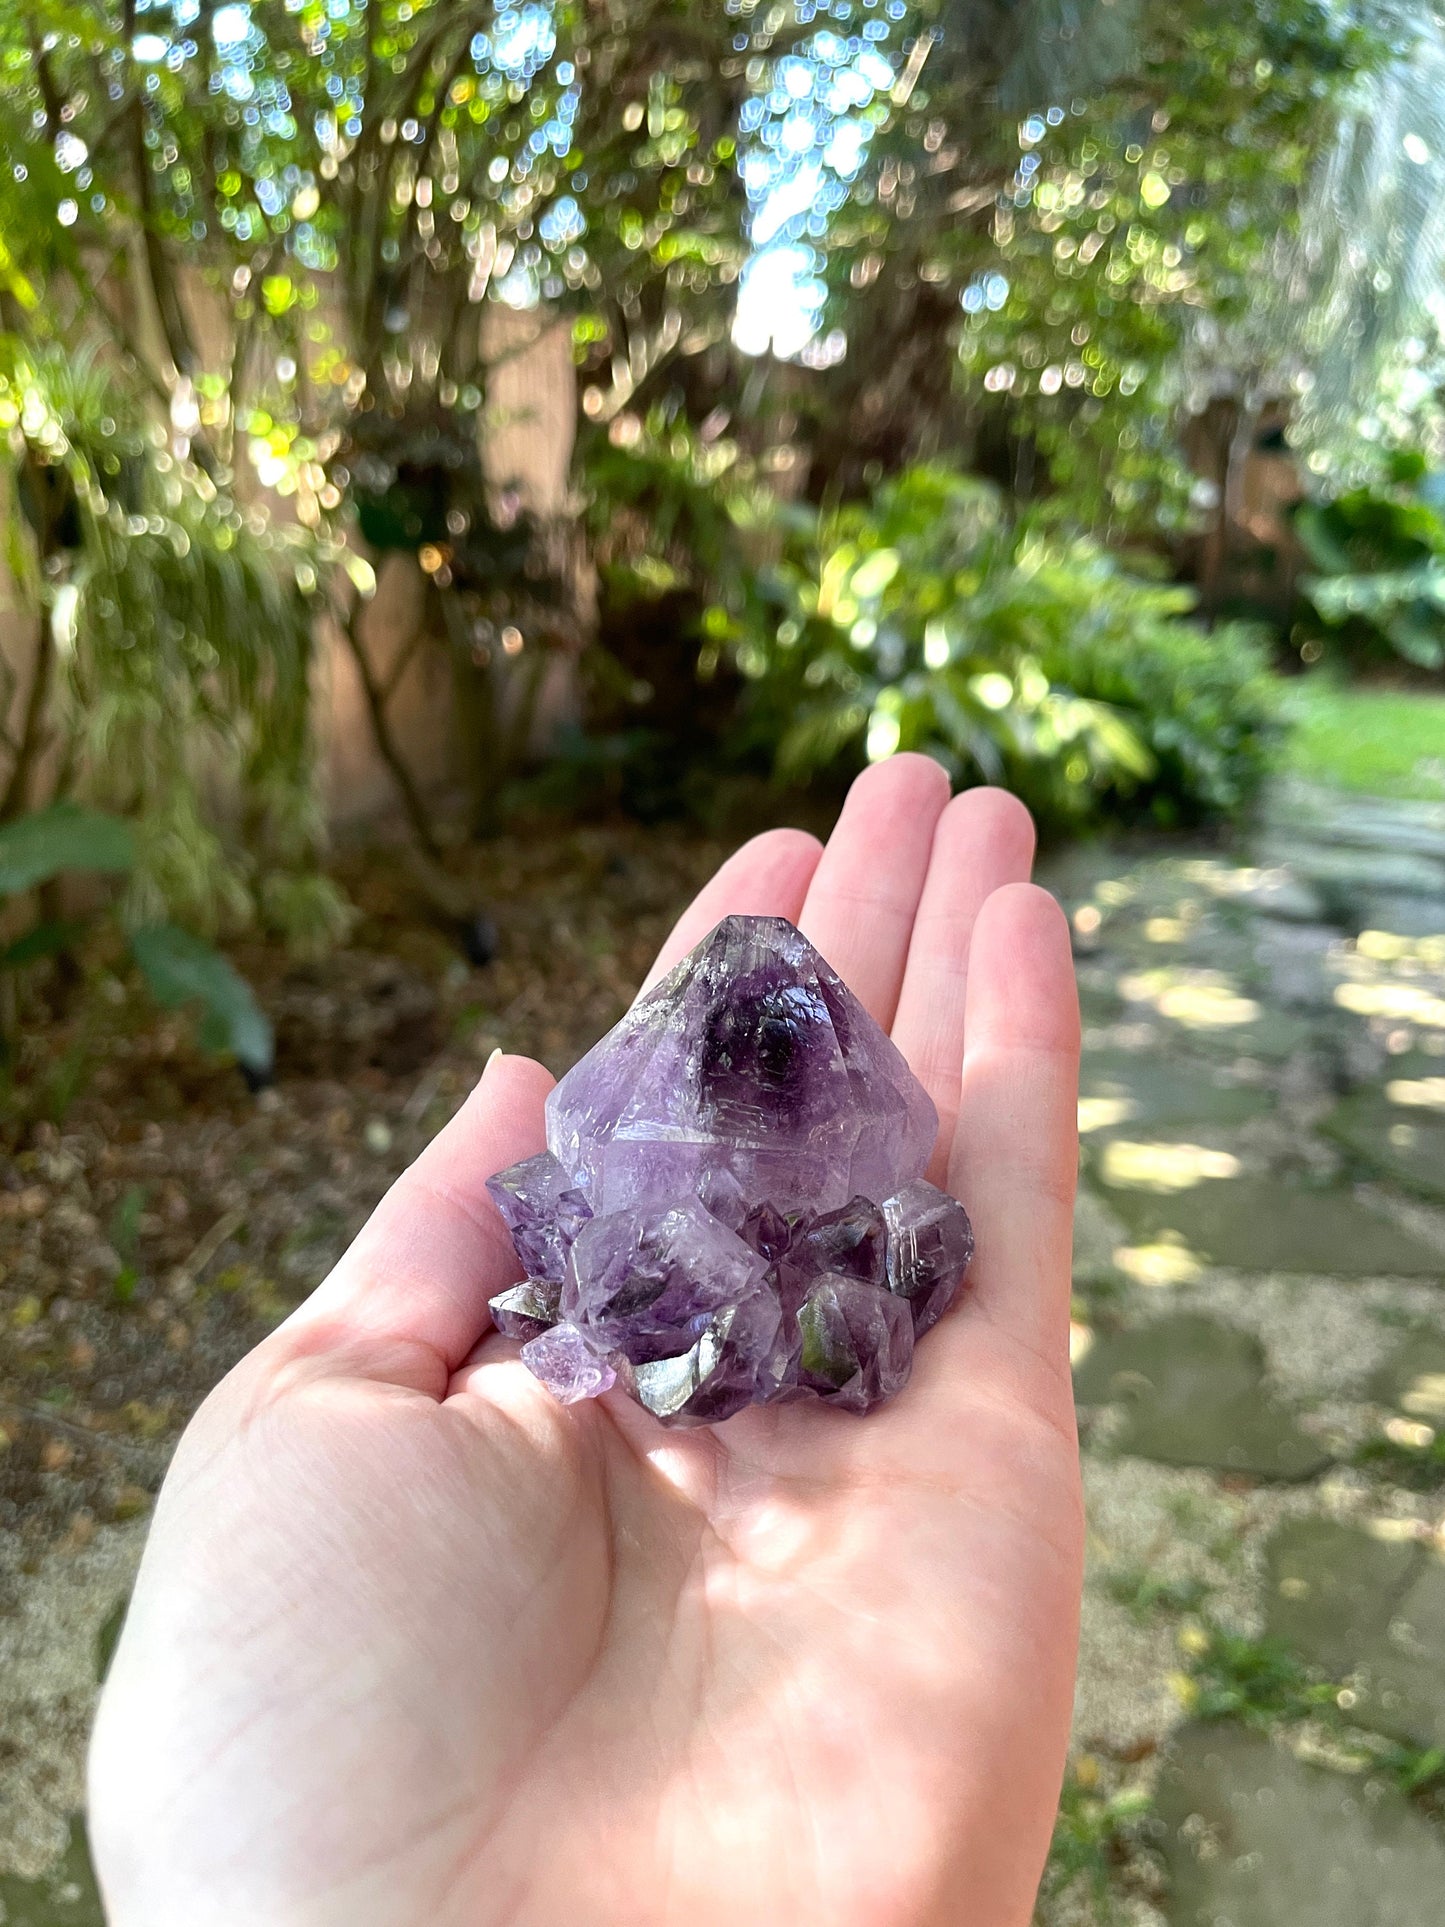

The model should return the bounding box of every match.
[89,758,1083,1927]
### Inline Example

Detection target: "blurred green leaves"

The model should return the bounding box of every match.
[128,924,274,1081]
[729,464,1281,827]
[0,803,134,896]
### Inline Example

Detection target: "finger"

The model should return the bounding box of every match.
[286,1051,555,1375]
[946,883,1080,1367]
[798,753,952,1028]
[638,827,824,996]
[891,788,1037,1183]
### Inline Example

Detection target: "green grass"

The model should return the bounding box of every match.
[1282,680,1445,799]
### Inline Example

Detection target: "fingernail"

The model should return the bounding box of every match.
[483,1046,503,1074]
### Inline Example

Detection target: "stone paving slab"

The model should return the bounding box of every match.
[1267,780,1445,858]
[1326,1089,1445,1204]
[1053,793,1445,1921]
[1092,1173,1445,1278]
[1252,921,1345,1009]
[1265,1519,1445,1749]
[1369,1331,1445,1421]
[1156,1722,1445,1926]
[1079,1052,1273,1133]
[1357,892,1445,939]
[1074,1314,1330,1479]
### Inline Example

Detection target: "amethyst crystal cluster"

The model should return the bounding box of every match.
[485,916,974,1424]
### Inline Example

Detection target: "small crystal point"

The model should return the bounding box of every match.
[633,1293,782,1425]
[796,1273,914,1412]
[882,1180,975,1334]
[564,1201,769,1363]
[795,1195,887,1287]
[519,1323,616,1403]
[484,916,966,1425]
[488,1280,561,1343]
[485,1150,592,1285]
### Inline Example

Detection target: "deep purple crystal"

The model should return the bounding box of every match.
[797,1272,915,1413]
[484,916,973,1424]
[485,1150,592,1285]
[565,1201,771,1362]
[795,1196,888,1288]
[882,1180,976,1335]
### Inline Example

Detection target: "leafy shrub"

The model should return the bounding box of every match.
[571,417,759,816]
[1,345,348,951]
[726,466,1283,829]
[1295,452,1445,672]
[0,803,273,1086]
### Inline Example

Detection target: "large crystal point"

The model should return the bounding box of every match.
[483,916,972,1425]
[546,917,937,1216]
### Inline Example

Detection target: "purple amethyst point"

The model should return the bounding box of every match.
[519,1323,616,1404]
[564,1201,768,1363]
[796,1195,887,1287]
[486,916,965,1424]
[882,1179,975,1334]
[486,1150,592,1286]
[796,1273,914,1413]
[633,1291,782,1425]
[488,1280,561,1343]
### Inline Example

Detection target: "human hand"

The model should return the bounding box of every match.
[89,756,1083,1927]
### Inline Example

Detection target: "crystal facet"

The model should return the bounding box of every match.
[882,1179,977,1335]
[487,1279,562,1343]
[485,916,973,1424]
[519,1324,617,1403]
[485,1149,593,1286]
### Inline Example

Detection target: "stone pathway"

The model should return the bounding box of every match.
[1043,777,1445,1924]
[6,780,1445,1923]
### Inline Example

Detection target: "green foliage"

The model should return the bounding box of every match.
[1104,1566,1211,1626]
[1042,1767,1154,1919]
[1382,1742,1445,1803]
[1295,457,1445,671]
[1282,680,1445,798]
[0,803,134,895]
[1180,1624,1339,1725]
[0,802,275,1084]
[0,0,1414,859]
[1,346,348,949]
[1291,4,1445,451]
[109,1183,147,1305]
[1176,1618,1445,1821]
[1354,1422,1445,1490]
[128,925,274,1081]
[810,1,1385,522]
[731,465,1282,827]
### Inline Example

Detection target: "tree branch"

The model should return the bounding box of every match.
[338,595,443,859]
[0,611,55,825]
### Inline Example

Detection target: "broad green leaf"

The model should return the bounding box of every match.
[128,923,274,1078]
[0,803,135,896]
[0,919,85,970]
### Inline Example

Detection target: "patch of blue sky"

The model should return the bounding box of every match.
[539,194,586,249]
[472,3,557,84]
[734,16,895,359]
